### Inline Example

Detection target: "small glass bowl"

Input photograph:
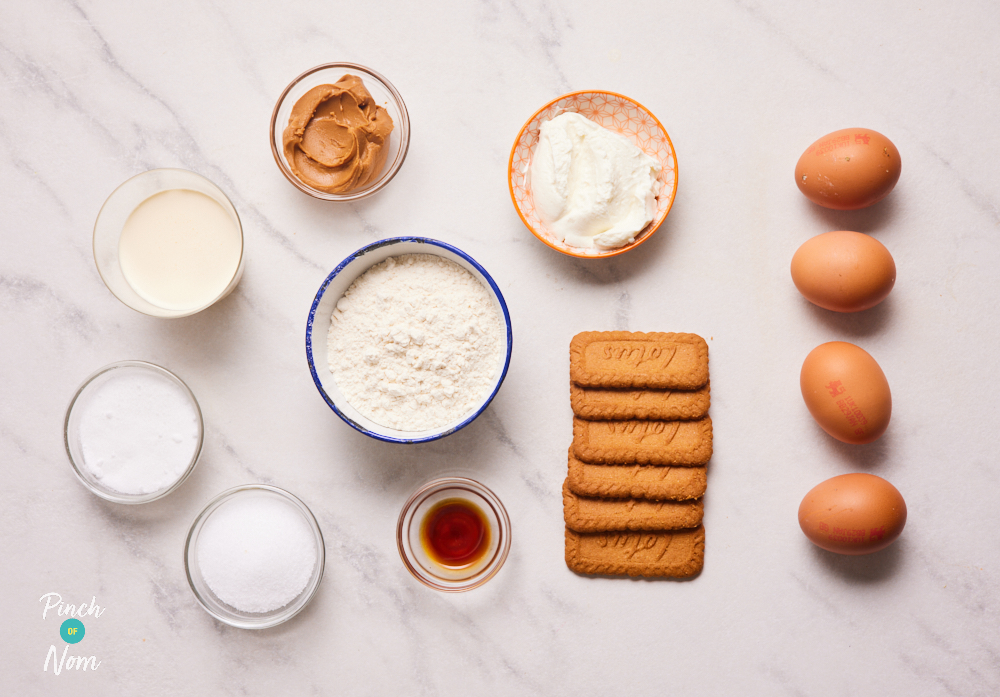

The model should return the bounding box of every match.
[93,168,245,318]
[270,62,410,201]
[64,361,204,504]
[184,485,326,629]
[305,237,513,444]
[397,477,511,592]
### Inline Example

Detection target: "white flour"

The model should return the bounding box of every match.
[328,254,504,431]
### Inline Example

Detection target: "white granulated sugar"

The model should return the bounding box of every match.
[328,253,504,431]
[197,496,317,614]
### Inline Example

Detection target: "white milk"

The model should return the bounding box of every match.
[119,189,242,311]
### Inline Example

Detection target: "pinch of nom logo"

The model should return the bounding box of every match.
[40,592,105,675]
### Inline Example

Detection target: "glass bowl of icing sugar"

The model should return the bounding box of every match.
[64,361,204,504]
[306,237,513,444]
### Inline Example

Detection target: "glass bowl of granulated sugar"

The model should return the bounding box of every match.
[306,237,513,444]
[185,484,325,629]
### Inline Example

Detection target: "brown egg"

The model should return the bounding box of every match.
[798,473,906,555]
[800,342,891,444]
[791,231,896,312]
[795,128,901,210]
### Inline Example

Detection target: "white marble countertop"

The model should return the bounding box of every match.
[3,1,999,694]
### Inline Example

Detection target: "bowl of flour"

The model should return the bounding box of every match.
[306,237,512,443]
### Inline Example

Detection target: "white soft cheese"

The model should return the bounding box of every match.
[529,112,661,250]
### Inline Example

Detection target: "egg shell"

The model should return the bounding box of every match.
[794,128,901,210]
[791,231,896,312]
[800,341,891,444]
[798,473,906,555]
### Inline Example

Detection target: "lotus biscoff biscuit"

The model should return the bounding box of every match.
[565,526,706,578]
[572,416,713,466]
[570,380,710,421]
[562,481,703,532]
[569,332,709,390]
[565,448,707,501]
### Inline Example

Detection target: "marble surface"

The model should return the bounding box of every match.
[3,1,999,694]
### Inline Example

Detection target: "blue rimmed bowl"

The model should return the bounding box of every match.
[306,237,513,443]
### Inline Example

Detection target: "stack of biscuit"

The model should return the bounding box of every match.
[564,332,712,578]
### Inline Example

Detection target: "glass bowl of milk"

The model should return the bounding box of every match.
[64,361,204,504]
[94,169,245,318]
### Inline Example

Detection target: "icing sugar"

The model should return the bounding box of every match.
[77,369,199,495]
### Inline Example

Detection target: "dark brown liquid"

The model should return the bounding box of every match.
[420,498,491,568]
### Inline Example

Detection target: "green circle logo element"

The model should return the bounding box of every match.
[60,618,85,644]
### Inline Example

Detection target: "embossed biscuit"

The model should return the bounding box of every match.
[570,380,710,421]
[563,481,703,532]
[566,448,707,501]
[572,417,713,466]
[565,526,705,578]
[570,332,709,390]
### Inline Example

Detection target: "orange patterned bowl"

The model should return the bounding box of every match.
[508,91,678,258]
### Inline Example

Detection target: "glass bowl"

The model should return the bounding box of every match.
[93,168,245,318]
[184,485,326,629]
[270,62,410,201]
[397,477,511,592]
[64,361,204,504]
[508,90,678,259]
[305,237,513,444]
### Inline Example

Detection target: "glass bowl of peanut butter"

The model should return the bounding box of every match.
[270,63,410,201]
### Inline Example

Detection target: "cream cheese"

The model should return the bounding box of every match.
[529,112,660,250]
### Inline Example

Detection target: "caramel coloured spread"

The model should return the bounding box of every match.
[282,75,394,193]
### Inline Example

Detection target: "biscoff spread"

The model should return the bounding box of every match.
[282,74,394,193]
